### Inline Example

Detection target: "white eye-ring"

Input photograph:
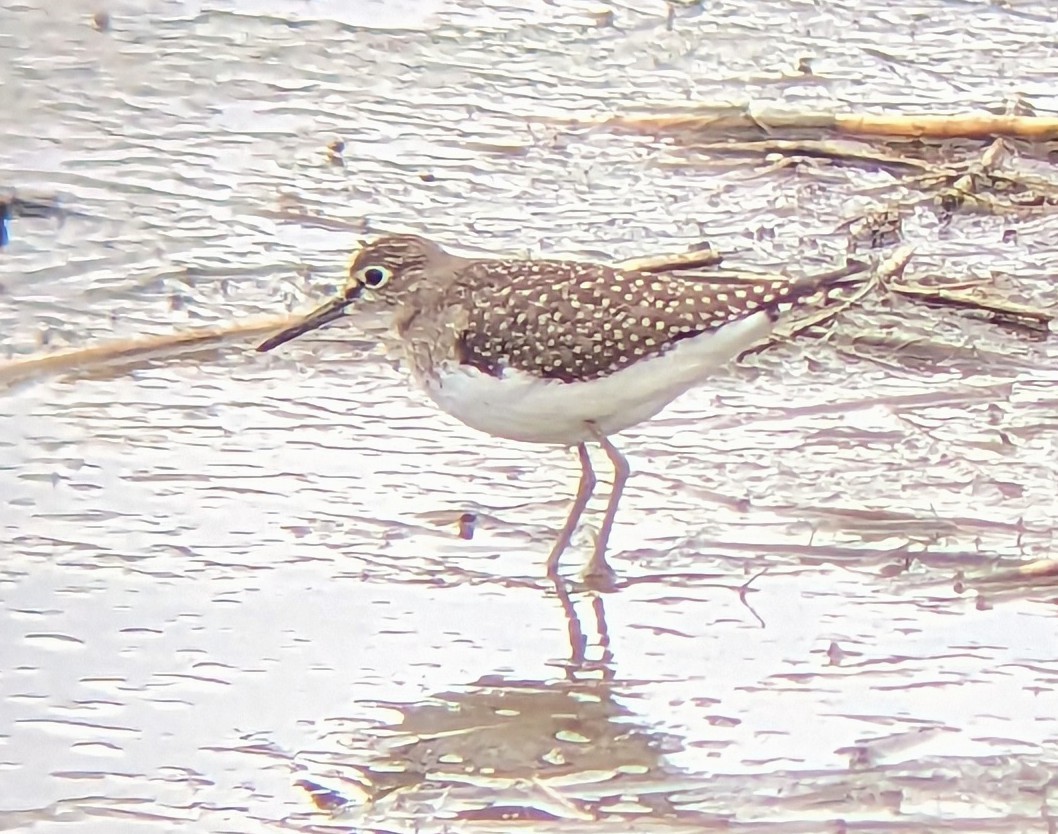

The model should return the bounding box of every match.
[358,265,392,288]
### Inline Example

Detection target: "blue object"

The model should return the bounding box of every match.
[0,195,66,247]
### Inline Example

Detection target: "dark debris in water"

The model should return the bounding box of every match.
[0,192,67,247]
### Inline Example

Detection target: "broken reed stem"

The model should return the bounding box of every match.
[594,106,1058,141]
[0,317,292,386]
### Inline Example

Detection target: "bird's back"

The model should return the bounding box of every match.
[443,258,814,383]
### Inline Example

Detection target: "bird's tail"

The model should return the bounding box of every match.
[766,258,873,323]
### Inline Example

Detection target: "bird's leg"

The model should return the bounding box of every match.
[546,442,595,579]
[586,425,629,585]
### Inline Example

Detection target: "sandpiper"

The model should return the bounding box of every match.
[258,235,863,583]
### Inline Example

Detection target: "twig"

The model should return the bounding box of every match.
[0,317,291,387]
[587,106,1058,140]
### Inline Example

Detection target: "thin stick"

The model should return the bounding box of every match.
[585,106,1058,141]
[0,316,293,386]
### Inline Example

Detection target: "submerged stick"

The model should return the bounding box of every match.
[0,317,292,387]
[591,106,1058,141]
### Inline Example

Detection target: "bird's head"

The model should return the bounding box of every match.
[257,234,449,352]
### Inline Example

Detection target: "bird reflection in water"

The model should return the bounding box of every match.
[290,580,699,825]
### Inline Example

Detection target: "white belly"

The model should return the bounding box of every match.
[416,311,774,445]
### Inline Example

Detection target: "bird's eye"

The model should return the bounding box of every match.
[359,265,392,288]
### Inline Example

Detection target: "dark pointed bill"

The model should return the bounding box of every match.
[257,295,353,352]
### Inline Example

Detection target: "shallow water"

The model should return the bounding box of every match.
[2,0,1058,831]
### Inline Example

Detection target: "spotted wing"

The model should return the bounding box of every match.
[452,258,802,383]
